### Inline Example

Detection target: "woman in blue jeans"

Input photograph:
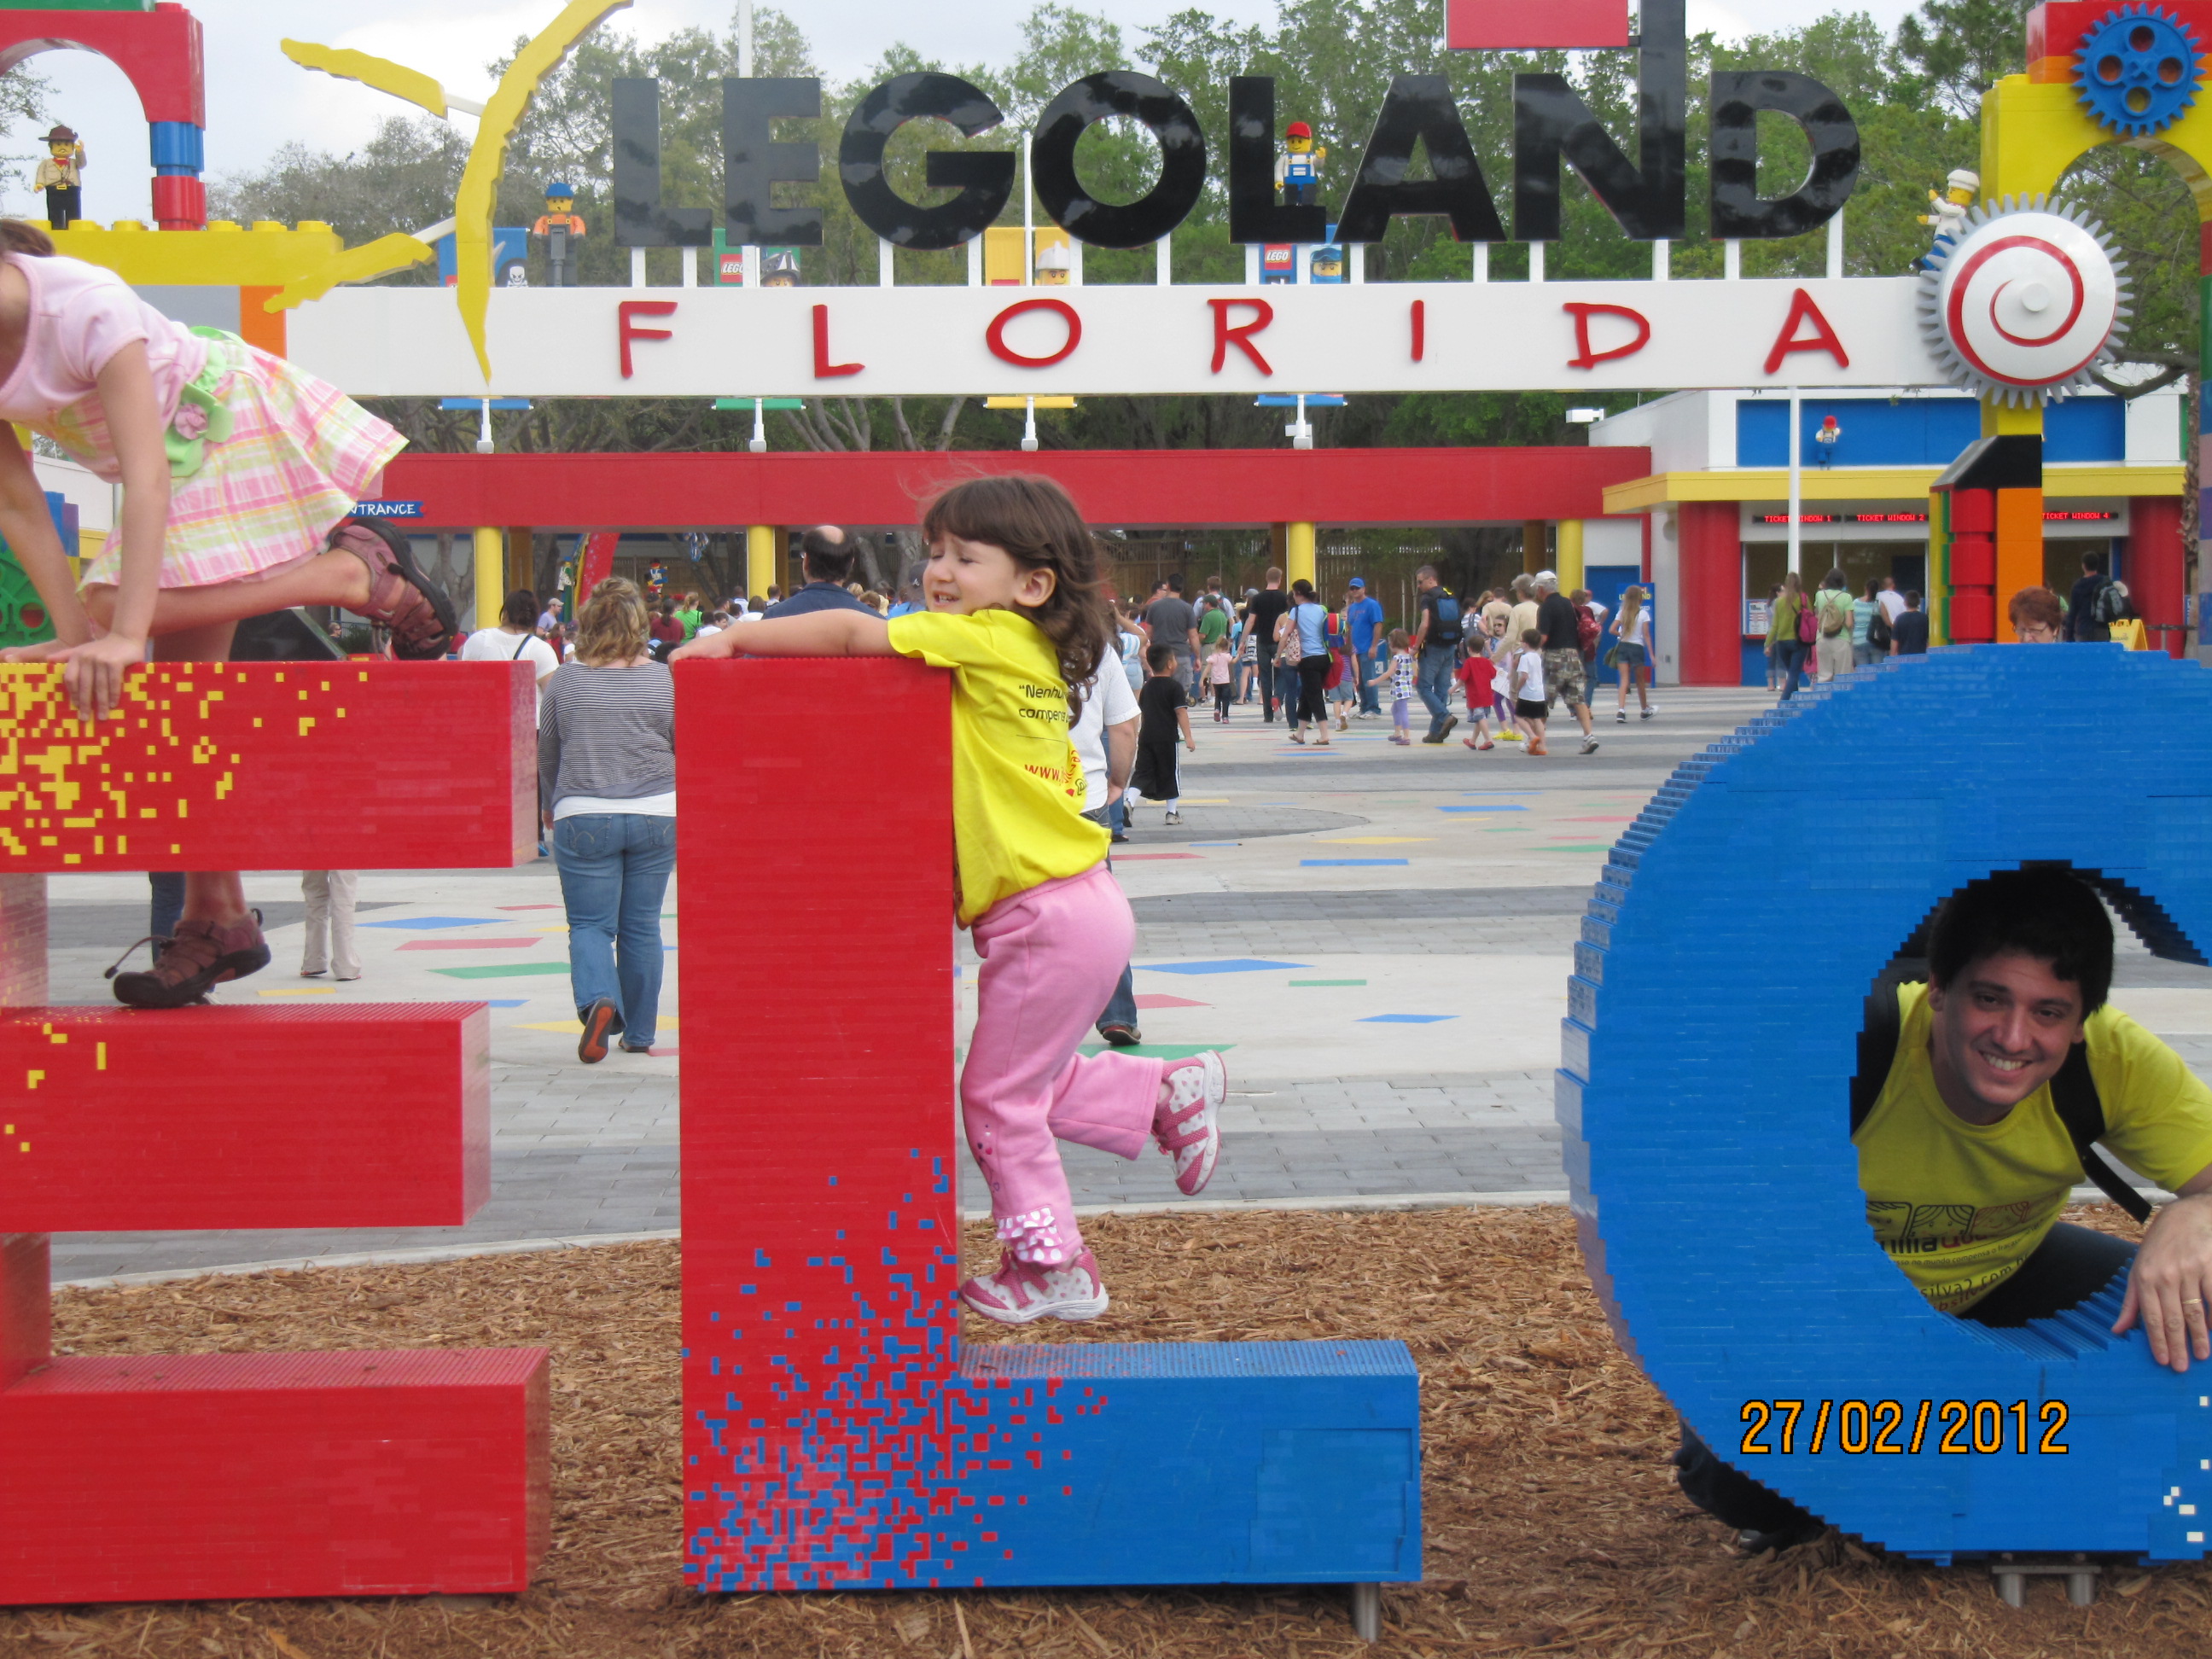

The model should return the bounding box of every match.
[537,576,676,1062]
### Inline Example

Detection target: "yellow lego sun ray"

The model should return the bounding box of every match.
[456,0,633,381]
[280,40,455,121]
[264,232,438,312]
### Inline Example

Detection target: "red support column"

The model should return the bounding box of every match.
[2131,495,2186,657]
[1676,501,1742,686]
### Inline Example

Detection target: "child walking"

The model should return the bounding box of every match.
[1509,628,1551,755]
[1205,636,1234,720]
[1132,644,1196,822]
[1453,649,1497,750]
[671,475,1226,1324]
[0,221,455,1007]
[1369,627,1416,745]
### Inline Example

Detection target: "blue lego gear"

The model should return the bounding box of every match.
[2074,4,2204,137]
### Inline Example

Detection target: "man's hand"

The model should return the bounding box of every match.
[2115,1190,2212,1371]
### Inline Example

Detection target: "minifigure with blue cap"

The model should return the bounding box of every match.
[533,182,588,287]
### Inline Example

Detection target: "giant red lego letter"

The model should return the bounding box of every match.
[0,663,547,1604]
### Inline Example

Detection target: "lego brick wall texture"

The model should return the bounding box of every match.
[0,1348,549,1604]
[0,1004,492,1231]
[676,659,1419,1592]
[1563,644,2212,1562]
[0,662,537,873]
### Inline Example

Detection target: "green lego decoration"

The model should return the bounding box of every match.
[0,542,56,649]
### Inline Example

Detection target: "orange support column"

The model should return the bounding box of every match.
[1994,486,2045,642]
[236,288,286,358]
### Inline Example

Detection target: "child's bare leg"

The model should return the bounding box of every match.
[84,550,373,636]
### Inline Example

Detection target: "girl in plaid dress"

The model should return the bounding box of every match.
[0,222,457,1007]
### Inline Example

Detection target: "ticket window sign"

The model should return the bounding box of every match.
[1745,598,1772,636]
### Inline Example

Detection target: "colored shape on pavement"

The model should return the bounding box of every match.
[428,963,573,980]
[1359,1014,1457,1024]
[1290,979,1367,987]
[1301,859,1409,866]
[361,917,507,929]
[1132,994,1209,1010]
[1138,959,1309,975]
[397,938,544,951]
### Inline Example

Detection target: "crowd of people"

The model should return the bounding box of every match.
[1760,550,2142,699]
[1109,564,1649,760]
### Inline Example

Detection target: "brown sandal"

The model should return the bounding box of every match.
[331,518,457,659]
[108,911,270,1008]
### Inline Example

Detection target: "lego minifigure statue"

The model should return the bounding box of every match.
[1276,120,1325,207]
[1813,414,1842,468]
[760,248,800,288]
[532,183,587,287]
[647,559,668,598]
[1919,168,1977,269]
[34,125,84,230]
[1035,242,1072,286]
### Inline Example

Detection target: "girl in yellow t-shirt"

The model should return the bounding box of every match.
[672,476,1228,1324]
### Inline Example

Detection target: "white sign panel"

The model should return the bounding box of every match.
[290,277,1951,399]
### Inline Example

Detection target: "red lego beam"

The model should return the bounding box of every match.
[381,446,1654,531]
[0,1348,549,1604]
[0,662,536,874]
[1447,0,1631,49]
[0,1005,489,1231]
[0,7,205,125]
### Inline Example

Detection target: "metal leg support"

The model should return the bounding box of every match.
[1350,1583,1382,1642]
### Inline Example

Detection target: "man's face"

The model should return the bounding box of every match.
[1926,949,2087,1121]
[1417,573,1435,591]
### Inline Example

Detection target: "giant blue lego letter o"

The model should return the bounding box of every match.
[1567,648,2212,1562]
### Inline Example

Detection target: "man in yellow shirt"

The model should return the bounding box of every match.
[1678,867,2212,1550]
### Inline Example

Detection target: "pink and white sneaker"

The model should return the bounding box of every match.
[960,1249,1110,1324]
[1153,1051,1226,1196]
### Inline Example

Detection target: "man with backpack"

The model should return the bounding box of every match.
[1674,867,2212,1552]
[1532,570,1600,754]
[2067,550,2123,642]
[1409,564,1464,743]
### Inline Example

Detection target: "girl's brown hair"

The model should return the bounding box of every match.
[0,222,53,259]
[922,474,1114,717]
[575,576,649,666]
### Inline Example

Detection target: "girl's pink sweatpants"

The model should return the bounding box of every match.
[964,864,1164,1264]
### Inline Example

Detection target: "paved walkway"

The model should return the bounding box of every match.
[37,685,2212,1281]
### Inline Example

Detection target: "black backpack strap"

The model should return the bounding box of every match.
[2050,1043,2153,1222]
[1851,982,1905,1136]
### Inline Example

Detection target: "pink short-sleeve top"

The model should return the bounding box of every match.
[0,253,208,479]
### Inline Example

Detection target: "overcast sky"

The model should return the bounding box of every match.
[6,0,1920,224]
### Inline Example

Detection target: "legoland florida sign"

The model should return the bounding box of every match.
[1569,646,2212,1560]
[288,277,1940,399]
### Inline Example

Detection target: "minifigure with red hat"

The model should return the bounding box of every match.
[1275,119,1326,207]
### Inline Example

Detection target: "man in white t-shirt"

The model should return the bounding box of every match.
[1071,643,1143,1045]
[460,591,562,710]
[1877,574,1908,624]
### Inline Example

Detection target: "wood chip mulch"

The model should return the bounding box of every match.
[6,1204,2206,1657]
